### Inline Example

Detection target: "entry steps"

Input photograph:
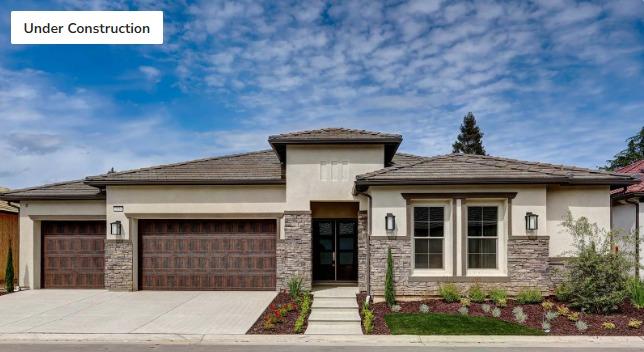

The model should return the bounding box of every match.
[305,286,362,335]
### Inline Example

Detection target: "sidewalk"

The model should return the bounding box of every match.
[0,333,642,348]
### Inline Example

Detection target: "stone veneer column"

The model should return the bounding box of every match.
[357,210,368,292]
[277,211,312,291]
[507,236,551,294]
[104,239,133,291]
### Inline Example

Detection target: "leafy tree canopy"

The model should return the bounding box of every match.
[603,126,644,170]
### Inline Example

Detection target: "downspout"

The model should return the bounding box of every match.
[625,198,640,278]
[356,190,372,296]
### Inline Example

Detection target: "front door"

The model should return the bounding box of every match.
[312,219,357,282]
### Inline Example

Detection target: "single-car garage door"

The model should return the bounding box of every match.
[41,221,105,289]
[139,219,276,290]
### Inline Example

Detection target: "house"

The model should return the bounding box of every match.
[0,128,636,296]
[611,159,644,279]
[0,187,19,287]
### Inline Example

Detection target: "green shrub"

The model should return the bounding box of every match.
[293,293,312,333]
[557,212,632,313]
[5,245,13,294]
[439,283,461,303]
[489,287,508,305]
[516,288,543,304]
[362,300,374,334]
[627,278,644,309]
[287,276,303,299]
[554,283,572,302]
[384,248,396,306]
[468,284,487,303]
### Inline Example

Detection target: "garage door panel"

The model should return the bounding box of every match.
[139,219,277,290]
[42,221,105,289]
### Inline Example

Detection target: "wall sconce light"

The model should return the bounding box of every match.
[385,213,396,232]
[525,212,538,231]
[110,220,122,236]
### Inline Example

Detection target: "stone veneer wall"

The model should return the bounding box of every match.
[357,211,368,292]
[104,239,133,291]
[277,211,312,291]
[368,236,553,296]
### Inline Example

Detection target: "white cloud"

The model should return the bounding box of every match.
[138,65,162,83]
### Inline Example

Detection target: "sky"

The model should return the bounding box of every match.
[0,0,643,189]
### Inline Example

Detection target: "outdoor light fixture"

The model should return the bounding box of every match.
[525,212,538,231]
[385,213,396,232]
[110,220,122,236]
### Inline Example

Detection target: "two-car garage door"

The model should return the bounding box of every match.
[41,219,277,290]
[139,219,277,290]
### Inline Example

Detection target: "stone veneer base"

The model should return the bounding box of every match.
[104,239,133,291]
[277,211,312,291]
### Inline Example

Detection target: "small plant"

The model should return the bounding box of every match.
[575,320,588,332]
[512,306,527,324]
[481,303,491,313]
[489,288,508,306]
[542,320,551,332]
[287,276,303,299]
[627,278,644,309]
[567,312,580,322]
[541,301,554,310]
[512,306,524,315]
[544,311,559,321]
[5,244,14,294]
[628,319,642,329]
[468,284,487,303]
[439,283,461,303]
[419,303,430,313]
[555,283,572,302]
[293,293,312,333]
[457,306,469,316]
[491,307,502,318]
[556,305,570,316]
[516,287,543,304]
[384,248,396,306]
[459,297,471,307]
[602,321,616,330]
[263,313,277,330]
[390,304,401,312]
[361,301,375,334]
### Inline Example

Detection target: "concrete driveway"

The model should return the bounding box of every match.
[0,290,276,334]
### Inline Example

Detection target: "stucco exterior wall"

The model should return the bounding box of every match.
[18,200,106,289]
[612,201,644,279]
[546,185,611,257]
[285,145,382,211]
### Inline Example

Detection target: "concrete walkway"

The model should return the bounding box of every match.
[0,290,276,334]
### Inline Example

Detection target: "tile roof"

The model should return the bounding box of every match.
[0,181,104,201]
[356,153,636,190]
[85,150,285,186]
[0,187,18,213]
[611,159,644,198]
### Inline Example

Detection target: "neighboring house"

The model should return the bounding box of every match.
[0,128,636,296]
[0,187,19,286]
[611,159,644,279]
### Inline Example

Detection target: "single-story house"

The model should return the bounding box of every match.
[0,128,637,296]
[0,187,19,286]
[611,159,644,279]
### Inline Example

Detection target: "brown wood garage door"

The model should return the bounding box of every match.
[139,219,276,290]
[41,221,105,289]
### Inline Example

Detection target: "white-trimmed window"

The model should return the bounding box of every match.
[411,201,452,276]
[465,201,507,277]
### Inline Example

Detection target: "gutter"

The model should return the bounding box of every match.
[625,198,640,278]
[355,190,372,297]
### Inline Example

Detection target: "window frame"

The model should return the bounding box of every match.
[464,200,507,277]
[410,200,452,277]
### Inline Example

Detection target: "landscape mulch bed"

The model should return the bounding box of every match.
[247,292,308,334]
[357,294,644,336]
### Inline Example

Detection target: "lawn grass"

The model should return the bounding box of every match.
[385,313,544,335]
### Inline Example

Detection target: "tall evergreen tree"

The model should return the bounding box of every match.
[384,248,396,307]
[452,112,486,155]
[603,126,644,170]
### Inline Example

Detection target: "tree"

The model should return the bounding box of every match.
[452,112,486,155]
[5,243,14,294]
[603,126,644,170]
[384,248,396,306]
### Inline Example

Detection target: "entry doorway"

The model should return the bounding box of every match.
[312,219,358,282]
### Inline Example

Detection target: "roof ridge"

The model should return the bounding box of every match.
[85,149,275,180]
[0,179,89,195]
[268,127,402,140]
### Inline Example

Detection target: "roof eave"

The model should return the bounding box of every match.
[611,191,644,201]
[268,138,402,163]
[84,179,286,187]
[0,194,106,201]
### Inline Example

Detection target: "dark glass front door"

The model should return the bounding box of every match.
[312,219,357,282]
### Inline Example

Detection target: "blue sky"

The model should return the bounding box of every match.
[1,0,643,188]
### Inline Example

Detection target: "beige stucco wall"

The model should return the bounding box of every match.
[612,201,644,279]
[18,200,106,289]
[285,144,383,211]
[546,185,611,257]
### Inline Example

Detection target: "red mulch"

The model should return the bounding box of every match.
[358,295,644,336]
[247,292,309,334]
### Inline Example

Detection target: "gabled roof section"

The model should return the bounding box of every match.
[355,153,637,191]
[0,181,104,201]
[268,128,402,164]
[85,150,285,186]
[0,187,19,212]
[611,159,644,200]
